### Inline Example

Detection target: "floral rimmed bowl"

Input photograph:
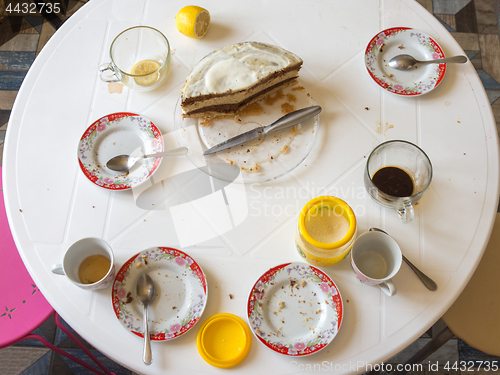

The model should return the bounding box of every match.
[112,247,208,341]
[78,112,164,190]
[247,262,343,356]
[365,27,447,96]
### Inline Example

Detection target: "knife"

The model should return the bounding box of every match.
[203,105,322,155]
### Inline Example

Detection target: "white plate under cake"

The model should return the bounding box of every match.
[174,81,319,184]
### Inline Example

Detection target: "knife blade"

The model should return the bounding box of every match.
[203,105,322,155]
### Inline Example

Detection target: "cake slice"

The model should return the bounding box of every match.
[180,42,303,118]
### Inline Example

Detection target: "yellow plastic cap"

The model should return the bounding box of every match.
[196,313,251,368]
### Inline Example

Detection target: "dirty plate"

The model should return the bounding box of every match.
[365,27,446,96]
[174,82,319,184]
[112,247,208,340]
[247,262,343,356]
[78,112,163,190]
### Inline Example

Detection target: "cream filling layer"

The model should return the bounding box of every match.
[182,70,299,113]
[181,42,302,99]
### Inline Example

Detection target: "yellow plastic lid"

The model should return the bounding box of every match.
[196,313,251,368]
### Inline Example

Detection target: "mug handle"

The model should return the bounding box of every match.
[397,202,414,223]
[99,63,120,83]
[51,263,65,275]
[378,280,396,296]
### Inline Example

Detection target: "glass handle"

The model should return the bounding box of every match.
[99,63,120,83]
[397,202,414,223]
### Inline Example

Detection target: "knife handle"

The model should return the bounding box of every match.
[264,105,322,134]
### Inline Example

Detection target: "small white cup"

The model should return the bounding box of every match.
[51,238,115,290]
[350,231,402,296]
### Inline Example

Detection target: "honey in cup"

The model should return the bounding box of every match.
[295,196,357,267]
[78,254,111,284]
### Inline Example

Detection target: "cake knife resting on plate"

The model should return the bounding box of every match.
[203,105,322,155]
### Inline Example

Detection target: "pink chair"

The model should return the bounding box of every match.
[0,167,114,375]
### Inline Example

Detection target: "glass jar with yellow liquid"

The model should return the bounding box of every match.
[295,196,357,267]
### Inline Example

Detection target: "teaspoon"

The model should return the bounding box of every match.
[388,54,467,70]
[369,228,438,291]
[106,147,188,172]
[136,273,156,365]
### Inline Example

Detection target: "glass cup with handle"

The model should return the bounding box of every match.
[99,26,172,91]
[364,140,432,223]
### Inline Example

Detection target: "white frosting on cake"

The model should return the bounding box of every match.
[181,42,302,98]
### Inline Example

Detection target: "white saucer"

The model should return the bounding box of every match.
[247,262,343,356]
[365,27,447,96]
[78,113,164,190]
[112,247,208,341]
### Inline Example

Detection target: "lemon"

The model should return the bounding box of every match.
[131,59,161,85]
[175,6,210,39]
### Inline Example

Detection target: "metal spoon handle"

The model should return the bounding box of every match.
[369,228,438,291]
[143,305,152,365]
[402,254,438,291]
[419,55,468,65]
[144,147,188,159]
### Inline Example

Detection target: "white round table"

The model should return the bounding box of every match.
[3,0,499,373]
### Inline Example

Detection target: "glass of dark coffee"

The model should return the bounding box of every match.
[364,140,433,223]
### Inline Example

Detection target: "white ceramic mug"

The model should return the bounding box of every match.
[350,231,402,296]
[51,238,115,290]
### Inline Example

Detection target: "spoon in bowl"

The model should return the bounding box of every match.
[136,273,156,365]
[369,228,438,291]
[388,54,467,70]
[106,146,188,172]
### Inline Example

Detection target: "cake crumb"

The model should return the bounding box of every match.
[290,126,300,136]
[291,86,305,91]
[199,117,211,127]
[280,145,288,154]
[316,309,322,314]
[236,102,264,117]
[135,262,142,268]
[250,163,260,172]
[263,90,285,105]
[281,102,295,114]
[229,294,234,299]
[301,280,307,287]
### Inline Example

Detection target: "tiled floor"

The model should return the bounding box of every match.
[0,0,500,374]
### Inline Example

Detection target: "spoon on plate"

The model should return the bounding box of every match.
[136,273,156,365]
[388,54,468,70]
[369,228,438,291]
[106,147,188,172]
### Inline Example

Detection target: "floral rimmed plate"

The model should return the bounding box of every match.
[247,262,343,356]
[112,247,208,341]
[78,112,164,190]
[365,27,446,96]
